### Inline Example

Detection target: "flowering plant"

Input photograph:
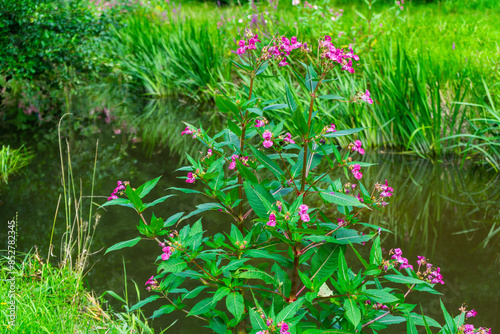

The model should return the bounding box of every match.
[100,30,489,334]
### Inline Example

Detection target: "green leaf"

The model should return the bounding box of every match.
[320,191,367,208]
[344,298,361,328]
[255,61,269,75]
[440,300,457,333]
[406,311,418,334]
[168,187,203,194]
[319,95,345,100]
[144,194,176,209]
[104,237,141,255]
[221,259,249,272]
[164,212,184,227]
[310,244,341,285]
[235,269,276,284]
[263,103,288,111]
[324,127,366,138]
[188,297,217,316]
[158,258,187,274]
[182,286,208,301]
[226,293,245,320]
[250,146,285,179]
[363,289,399,304]
[247,107,263,116]
[129,295,160,313]
[244,182,275,218]
[229,59,253,71]
[276,297,304,322]
[338,249,349,284]
[125,184,143,212]
[285,83,298,112]
[99,198,133,209]
[209,317,227,334]
[136,176,161,198]
[370,236,382,266]
[293,107,309,135]
[150,305,176,319]
[215,95,240,114]
[249,308,267,330]
[384,275,426,285]
[236,159,258,184]
[213,287,231,302]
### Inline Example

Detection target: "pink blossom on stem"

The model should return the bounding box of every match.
[361,90,373,104]
[279,57,290,67]
[263,130,273,148]
[466,309,477,318]
[229,154,239,170]
[186,172,196,183]
[181,127,193,136]
[326,123,337,133]
[298,204,309,215]
[267,213,276,227]
[283,132,295,144]
[255,119,265,127]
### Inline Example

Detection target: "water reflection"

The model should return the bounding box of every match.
[1,128,499,332]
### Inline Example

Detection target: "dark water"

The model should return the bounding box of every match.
[1,125,499,333]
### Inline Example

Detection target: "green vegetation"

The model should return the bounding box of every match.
[1,0,499,162]
[0,145,33,184]
[0,254,157,333]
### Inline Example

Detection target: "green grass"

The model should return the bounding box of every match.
[104,0,499,167]
[0,254,157,333]
[0,145,33,185]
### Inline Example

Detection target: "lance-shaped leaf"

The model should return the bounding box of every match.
[226,293,245,320]
[136,176,161,198]
[250,146,285,179]
[215,95,240,114]
[319,94,345,100]
[310,244,341,285]
[276,297,305,323]
[285,83,298,112]
[320,191,367,208]
[324,127,366,138]
[344,297,361,328]
[129,295,160,313]
[244,182,275,218]
[158,258,187,274]
[188,298,218,316]
[105,236,141,255]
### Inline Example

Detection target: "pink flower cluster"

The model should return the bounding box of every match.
[108,181,126,201]
[263,130,273,148]
[236,33,261,54]
[337,218,346,227]
[145,275,159,291]
[460,324,491,334]
[161,244,173,261]
[255,118,267,127]
[391,248,414,270]
[299,204,310,222]
[279,322,291,334]
[325,123,337,133]
[283,132,295,144]
[181,126,193,136]
[229,154,249,169]
[376,180,394,198]
[361,90,373,104]
[396,0,404,10]
[259,36,310,67]
[186,172,196,183]
[267,213,276,227]
[319,36,359,73]
[349,164,363,180]
[349,140,365,155]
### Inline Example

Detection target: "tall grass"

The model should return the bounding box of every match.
[105,0,500,167]
[0,145,33,184]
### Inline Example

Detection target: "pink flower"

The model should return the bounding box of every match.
[337,218,346,227]
[229,154,239,170]
[283,132,295,144]
[466,309,477,318]
[255,119,265,127]
[279,57,290,67]
[300,213,310,222]
[361,90,373,104]
[263,130,273,140]
[263,140,273,148]
[417,256,426,266]
[181,127,193,136]
[326,123,337,133]
[145,276,155,285]
[161,246,172,261]
[267,213,276,226]
[356,193,364,202]
[298,204,309,215]
[108,194,118,201]
[350,164,363,180]
[186,172,196,183]
[351,140,365,155]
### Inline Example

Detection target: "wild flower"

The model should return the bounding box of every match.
[108,181,126,201]
[263,130,274,148]
[186,172,196,183]
[349,164,363,180]
[267,213,277,226]
[283,132,295,144]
